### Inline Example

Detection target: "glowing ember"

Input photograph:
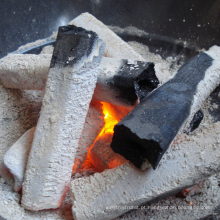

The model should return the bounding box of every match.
[100,102,120,134]
[90,102,130,144]
[80,101,131,172]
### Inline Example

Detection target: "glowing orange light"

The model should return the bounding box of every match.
[79,101,132,173]
[190,202,193,205]
[101,102,119,134]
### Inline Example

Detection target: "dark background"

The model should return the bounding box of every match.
[0,0,220,58]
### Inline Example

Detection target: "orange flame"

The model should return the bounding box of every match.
[86,102,121,151]
[99,102,120,135]
[75,101,132,173]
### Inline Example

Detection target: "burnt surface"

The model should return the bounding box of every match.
[134,63,159,101]
[50,25,98,68]
[94,61,158,107]
[111,52,213,169]
[109,61,158,106]
[208,85,220,123]
[186,110,204,134]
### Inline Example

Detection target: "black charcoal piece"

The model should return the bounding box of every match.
[50,25,104,68]
[134,63,159,101]
[94,61,159,107]
[111,52,213,170]
[186,110,204,134]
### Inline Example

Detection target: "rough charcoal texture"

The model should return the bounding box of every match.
[95,60,158,107]
[70,121,220,220]
[111,49,220,170]
[133,63,159,101]
[50,25,102,68]
[21,25,105,211]
[186,110,204,134]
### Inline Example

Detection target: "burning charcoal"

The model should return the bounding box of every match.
[88,133,127,172]
[181,180,207,197]
[94,59,158,107]
[70,12,145,61]
[21,25,105,211]
[3,127,35,192]
[70,121,220,220]
[0,54,51,90]
[72,101,105,173]
[111,46,220,170]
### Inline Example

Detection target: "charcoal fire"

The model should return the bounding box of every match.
[111,46,220,170]
[1,11,220,220]
[85,102,129,172]
[21,25,105,211]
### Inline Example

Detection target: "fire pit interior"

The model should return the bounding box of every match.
[1,2,220,220]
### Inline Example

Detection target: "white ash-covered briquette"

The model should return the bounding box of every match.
[2,101,104,192]
[0,55,122,91]
[3,127,35,192]
[70,121,220,220]
[111,45,220,170]
[69,12,145,61]
[0,54,51,90]
[21,25,105,211]
[88,132,128,172]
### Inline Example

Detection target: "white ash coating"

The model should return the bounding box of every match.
[0,54,51,90]
[21,61,101,211]
[70,121,220,220]
[0,82,41,185]
[3,127,35,192]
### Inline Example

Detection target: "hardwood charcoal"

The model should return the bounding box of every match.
[70,121,220,220]
[111,45,220,170]
[72,101,105,173]
[3,127,35,192]
[0,54,51,90]
[69,12,145,61]
[88,133,127,172]
[95,60,158,107]
[21,25,105,211]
